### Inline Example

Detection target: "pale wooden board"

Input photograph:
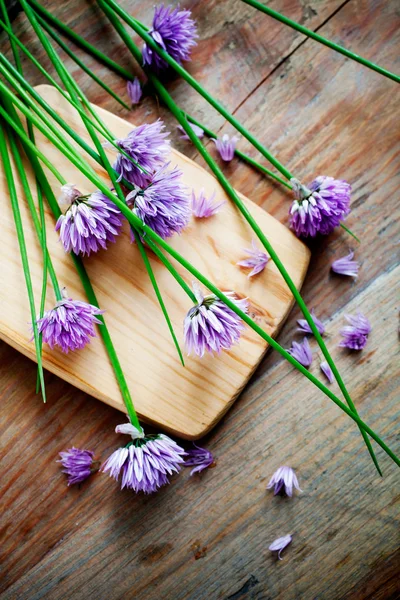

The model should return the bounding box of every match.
[0,84,310,439]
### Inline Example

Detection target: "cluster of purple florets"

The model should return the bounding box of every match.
[289,176,351,238]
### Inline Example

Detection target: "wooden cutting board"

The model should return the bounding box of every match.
[0,84,310,439]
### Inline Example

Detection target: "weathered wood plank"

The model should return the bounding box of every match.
[0,0,399,598]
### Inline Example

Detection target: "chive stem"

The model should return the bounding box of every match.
[35,13,131,110]
[3,89,141,430]
[0,121,46,401]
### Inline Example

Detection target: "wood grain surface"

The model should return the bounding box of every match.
[0,1,399,599]
[0,84,310,439]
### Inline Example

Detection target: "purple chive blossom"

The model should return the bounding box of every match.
[237,240,270,278]
[331,251,359,278]
[102,420,185,494]
[56,190,124,256]
[289,176,351,238]
[113,120,170,188]
[287,337,313,368]
[320,361,334,383]
[269,534,292,560]
[177,122,204,140]
[212,134,238,162]
[36,292,103,353]
[191,188,225,218]
[184,282,248,357]
[58,447,97,486]
[184,444,214,475]
[339,312,371,350]
[297,309,325,336]
[267,466,302,497]
[126,163,190,239]
[127,78,142,105]
[143,4,198,72]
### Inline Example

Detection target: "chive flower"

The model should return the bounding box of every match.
[58,447,97,486]
[113,120,170,188]
[339,312,371,350]
[143,4,198,72]
[289,176,351,237]
[212,134,238,162]
[191,188,225,218]
[331,251,359,278]
[102,420,186,494]
[184,444,214,475]
[56,187,124,256]
[184,283,248,357]
[126,163,190,239]
[267,466,301,497]
[287,337,313,368]
[36,292,103,354]
[127,78,142,105]
[297,309,325,336]
[237,240,269,277]
[320,361,334,383]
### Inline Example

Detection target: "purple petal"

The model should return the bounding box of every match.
[331,251,359,278]
[269,534,292,560]
[127,78,143,105]
[320,361,334,383]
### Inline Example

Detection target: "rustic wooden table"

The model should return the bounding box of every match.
[1,1,399,599]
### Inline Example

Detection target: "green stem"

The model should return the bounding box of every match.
[0,16,113,143]
[0,17,142,174]
[97,0,380,473]
[0,0,58,389]
[152,237,400,469]
[76,97,186,368]
[145,239,196,303]
[136,236,185,366]
[35,12,130,110]
[23,0,144,428]
[9,133,61,298]
[339,222,360,243]
[7,101,398,468]
[0,0,22,70]
[241,0,400,84]
[0,57,101,159]
[181,112,292,189]
[0,53,143,184]
[0,121,46,401]
[0,97,66,183]
[107,2,360,240]
[31,0,293,180]
[27,0,132,79]
[3,92,141,432]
